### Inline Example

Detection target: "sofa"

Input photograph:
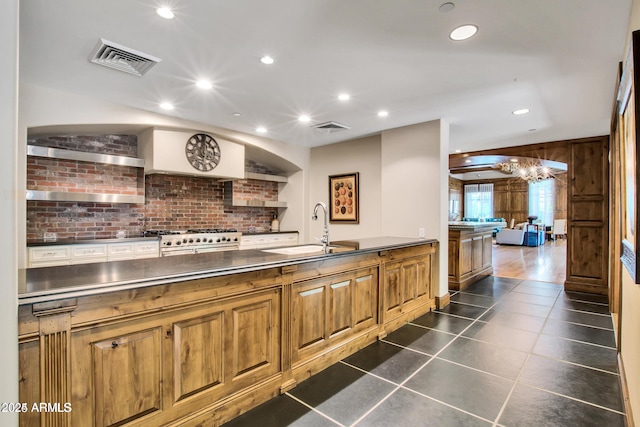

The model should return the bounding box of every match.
[495,228,526,245]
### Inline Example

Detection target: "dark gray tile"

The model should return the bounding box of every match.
[499,384,626,427]
[501,291,557,306]
[222,394,338,427]
[491,300,552,318]
[479,309,546,333]
[562,291,610,305]
[548,307,613,330]
[542,318,616,348]
[450,292,498,308]
[519,279,563,290]
[342,341,430,384]
[554,298,610,314]
[462,321,539,352]
[288,363,396,426]
[533,334,618,373]
[519,354,624,412]
[358,387,492,427]
[410,311,474,335]
[460,277,519,298]
[436,302,488,319]
[383,324,455,355]
[437,336,528,380]
[511,283,562,298]
[404,358,513,421]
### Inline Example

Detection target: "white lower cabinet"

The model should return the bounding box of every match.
[28,240,160,268]
[239,233,298,250]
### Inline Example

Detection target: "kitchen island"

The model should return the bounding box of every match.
[448,221,504,290]
[18,237,438,427]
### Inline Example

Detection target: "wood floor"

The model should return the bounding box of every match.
[492,238,567,284]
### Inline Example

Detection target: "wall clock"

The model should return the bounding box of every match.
[185,133,221,171]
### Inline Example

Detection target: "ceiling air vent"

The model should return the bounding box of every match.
[89,38,161,76]
[312,121,350,133]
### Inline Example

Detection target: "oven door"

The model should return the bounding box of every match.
[161,248,196,257]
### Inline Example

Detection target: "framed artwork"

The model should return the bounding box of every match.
[329,172,359,223]
[618,30,640,283]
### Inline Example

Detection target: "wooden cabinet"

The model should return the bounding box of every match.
[448,227,493,290]
[27,245,71,267]
[19,242,436,427]
[382,246,435,331]
[291,267,378,364]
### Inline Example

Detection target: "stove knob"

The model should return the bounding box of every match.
[209,239,214,243]
[183,239,188,244]
[216,238,221,242]
[233,237,238,241]
[227,237,231,242]
[196,238,201,243]
[189,239,194,243]
[176,241,181,246]
[166,241,172,246]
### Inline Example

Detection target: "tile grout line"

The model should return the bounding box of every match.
[349,296,505,426]
[515,382,626,416]
[283,392,346,427]
[489,285,564,427]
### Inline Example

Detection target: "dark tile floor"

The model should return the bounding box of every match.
[223,276,626,426]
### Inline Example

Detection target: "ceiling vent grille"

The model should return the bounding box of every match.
[311,121,350,133]
[89,38,161,76]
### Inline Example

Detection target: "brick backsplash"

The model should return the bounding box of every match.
[26,135,282,241]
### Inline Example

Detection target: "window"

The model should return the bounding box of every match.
[529,179,554,225]
[464,183,493,219]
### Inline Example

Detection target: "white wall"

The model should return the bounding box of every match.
[308,135,382,242]
[380,120,450,298]
[1,0,19,424]
[308,121,449,299]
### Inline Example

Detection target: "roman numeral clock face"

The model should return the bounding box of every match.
[185,133,221,171]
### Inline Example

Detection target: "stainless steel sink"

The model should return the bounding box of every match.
[261,244,335,255]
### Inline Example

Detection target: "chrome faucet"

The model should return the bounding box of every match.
[312,202,330,252]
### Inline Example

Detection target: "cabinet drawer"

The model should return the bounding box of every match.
[108,242,135,258]
[134,241,159,258]
[71,244,108,263]
[29,245,71,262]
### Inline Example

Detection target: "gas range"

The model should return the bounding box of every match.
[144,229,242,256]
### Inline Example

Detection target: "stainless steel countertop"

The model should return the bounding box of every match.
[19,236,437,305]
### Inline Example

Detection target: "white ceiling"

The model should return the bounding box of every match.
[19,0,631,151]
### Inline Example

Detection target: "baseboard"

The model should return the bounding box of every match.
[619,353,635,427]
[435,293,450,309]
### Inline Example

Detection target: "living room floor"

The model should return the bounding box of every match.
[492,238,566,284]
[223,276,624,426]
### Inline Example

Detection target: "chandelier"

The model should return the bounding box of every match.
[496,162,553,183]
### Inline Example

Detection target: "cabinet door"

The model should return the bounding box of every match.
[291,267,378,364]
[93,329,162,427]
[28,245,71,267]
[482,233,493,268]
[471,236,483,271]
[383,262,403,319]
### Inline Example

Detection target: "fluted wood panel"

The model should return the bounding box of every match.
[173,313,223,401]
[384,264,402,316]
[354,275,375,325]
[402,263,417,303]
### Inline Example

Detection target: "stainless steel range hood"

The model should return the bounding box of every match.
[138,128,245,179]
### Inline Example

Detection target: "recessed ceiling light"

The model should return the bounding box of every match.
[465,159,472,163]
[256,127,267,133]
[233,112,241,117]
[298,115,311,123]
[455,149,462,153]
[512,108,530,115]
[260,56,274,65]
[196,80,213,89]
[450,24,478,41]
[439,2,455,13]
[528,128,537,132]
[378,110,389,117]
[160,102,174,110]
[338,93,350,101]
[156,7,174,19]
